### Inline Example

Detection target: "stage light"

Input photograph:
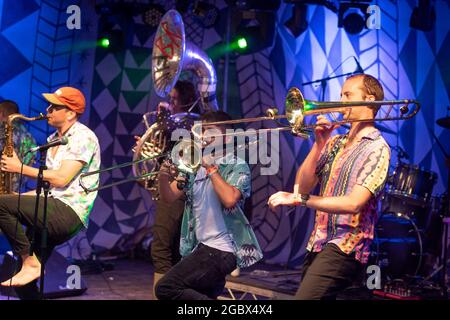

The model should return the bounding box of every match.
[142,4,165,28]
[284,3,309,38]
[338,1,371,35]
[237,37,248,49]
[98,37,110,48]
[97,29,124,52]
[410,0,435,31]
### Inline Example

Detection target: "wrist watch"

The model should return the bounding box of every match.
[294,193,310,207]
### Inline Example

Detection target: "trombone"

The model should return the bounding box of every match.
[79,139,203,193]
[79,87,420,193]
[192,87,420,139]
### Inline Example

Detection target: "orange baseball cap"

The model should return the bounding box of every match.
[42,87,86,114]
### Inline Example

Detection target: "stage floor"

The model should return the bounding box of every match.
[0,259,448,300]
[0,259,154,300]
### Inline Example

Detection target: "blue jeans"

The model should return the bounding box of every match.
[155,243,236,300]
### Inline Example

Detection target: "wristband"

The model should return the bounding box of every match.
[206,165,218,176]
[294,193,310,207]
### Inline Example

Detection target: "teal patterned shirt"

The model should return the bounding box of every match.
[0,122,37,192]
[179,156,263,268]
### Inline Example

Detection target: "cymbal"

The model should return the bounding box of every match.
[437,116,450,129]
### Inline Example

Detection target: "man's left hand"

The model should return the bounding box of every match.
[201,153,216,170]
[1,150,23,173]
[268,191,296,211]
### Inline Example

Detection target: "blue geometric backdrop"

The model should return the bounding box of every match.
[0,0,449,266]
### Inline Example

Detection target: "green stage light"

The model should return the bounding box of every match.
[99,37,110,48]
[237,37,248,49]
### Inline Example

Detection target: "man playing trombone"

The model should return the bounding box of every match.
[268,74,391,299]
[155,111,262,300]
[0,87,100,298]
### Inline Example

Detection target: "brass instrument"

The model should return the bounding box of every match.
[0,113,47,194]
[79,87,420,193]
[80,138,200,193]
[191,87,421,139]
[131,9,218,198]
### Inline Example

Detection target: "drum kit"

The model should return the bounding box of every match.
[371,109,450,298]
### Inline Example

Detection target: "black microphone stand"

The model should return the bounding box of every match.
[302,71,357,101]
[29,149,51,300]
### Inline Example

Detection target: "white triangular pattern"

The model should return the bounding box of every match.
[92,88,117,120]
[112,186,125,201]
[89,197,113,227]
[118,93,132,113]
[202,28,222,48]
[136,73,152,92]
[324,8,338,55]
[120,72,134,91]
[95,53,121,86]
[125,50,138,68]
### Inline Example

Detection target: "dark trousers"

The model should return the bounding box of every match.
[155,243,236,300]
[151,198,185,274]
[0,195,83,299]
[296,243,364,300]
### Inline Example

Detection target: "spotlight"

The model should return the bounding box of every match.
[284,3,309,38]
[410,0,435,31]
[97,29,124,52]
[232,26,260,53]
[237,37,248,49]
[98,37,110,48]
[338,1,371,35]
[142,4,165,28]
[193,1,219,28]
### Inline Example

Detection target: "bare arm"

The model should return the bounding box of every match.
[293,115,338,195]
[209,172,242,209]
[268,185,373,215]
[1,150,84,188]
[20,160,84,188]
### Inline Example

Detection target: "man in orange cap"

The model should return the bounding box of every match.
[0,86,101,298]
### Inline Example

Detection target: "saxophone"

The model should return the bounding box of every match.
[0,113,47,194]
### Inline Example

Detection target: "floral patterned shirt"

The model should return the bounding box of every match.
[46,121,101,227]
[307,129,390,264]
[179,156,263,268]
[0,122,37,192]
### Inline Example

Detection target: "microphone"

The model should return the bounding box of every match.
[28,136,69,154]
[353,56,364,74]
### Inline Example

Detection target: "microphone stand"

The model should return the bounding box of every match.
[302,71,357,101]
[29,148,50,300]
